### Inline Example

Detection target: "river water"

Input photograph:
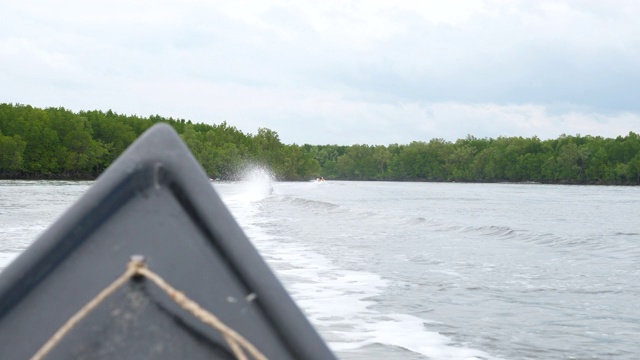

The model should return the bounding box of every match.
[1,179,639,359]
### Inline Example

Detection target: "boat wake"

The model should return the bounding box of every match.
[218,193,497,359]
[251,233,496,360]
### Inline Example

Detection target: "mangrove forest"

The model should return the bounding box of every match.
[0,103,639,184]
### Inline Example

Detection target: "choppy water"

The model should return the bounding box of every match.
[1,179,639,359]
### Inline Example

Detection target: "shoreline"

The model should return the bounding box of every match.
[1,174,637,186]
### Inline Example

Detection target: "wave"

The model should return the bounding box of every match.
[614,232,640,236]
[255,237,497,360]
[460,225,516,238]
[393,217,520,239]
[221,190,498,360]
[404,216,427,225]
[288,197,340,211]
[387,214,640,256]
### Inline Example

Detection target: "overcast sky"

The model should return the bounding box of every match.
[1,1,639,145]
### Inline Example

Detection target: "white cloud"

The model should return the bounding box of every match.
[1,0,639,145]
[419,102,640,142]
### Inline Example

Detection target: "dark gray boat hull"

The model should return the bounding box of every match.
[0,123,335,359]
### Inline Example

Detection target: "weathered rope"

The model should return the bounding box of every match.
[31,257,268,360]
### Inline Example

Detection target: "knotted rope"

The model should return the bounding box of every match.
[31,256,267,360]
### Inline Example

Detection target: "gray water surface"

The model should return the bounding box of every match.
[1,180,638,359]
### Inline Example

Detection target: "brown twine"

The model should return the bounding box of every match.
[31,257,268,360]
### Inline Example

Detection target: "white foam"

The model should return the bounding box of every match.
[269,243,497,359]
[236,166,274,202]
[217,184,498,360]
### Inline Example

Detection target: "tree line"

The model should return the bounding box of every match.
[0,103,319,180]
[1,103,639,184]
